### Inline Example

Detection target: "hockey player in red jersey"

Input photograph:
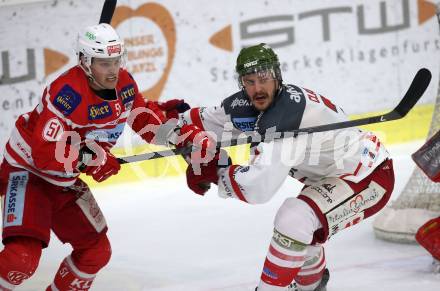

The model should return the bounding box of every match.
[0,23,209,291]
[182,43,395,290]
[412,130,440,272]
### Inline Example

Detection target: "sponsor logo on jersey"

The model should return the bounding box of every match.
[4,172,28,228]
[53,85,82,116]
[285,84,305,103]
[107,44,122,56]
[85,123,125,143]
[262,267,278,279]
[230,97,252,109]
[199,107,207,121]
[15,141,32,162]
[272,229,307,251]
[326,181,385,237]
[220,175,233,198]
[350,194,366,213]
[119,84,136,105]
[232,117,256,132]
[88,102,113,120]
[322,183,336,194]
[310,185,333,204]
[362,147,369,155]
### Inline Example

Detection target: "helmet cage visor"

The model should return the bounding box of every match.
[238,63,282,88]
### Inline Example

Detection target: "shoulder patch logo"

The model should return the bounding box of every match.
[53,85,82,116]
[285,85,305,103]
[42,118,65,142]
[88,102,113,120]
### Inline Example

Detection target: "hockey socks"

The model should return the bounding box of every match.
[46,235,111,291]
[295,246,326,290]
[258,233,308,290]
[46,256,96,291]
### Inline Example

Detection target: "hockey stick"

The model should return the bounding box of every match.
[99,0,117,24]
[117,68,431,164]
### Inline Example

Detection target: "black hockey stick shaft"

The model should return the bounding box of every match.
[99,0,117,24]
[287,68,431,134]
[220,68,432,147]
[117,68,431,164]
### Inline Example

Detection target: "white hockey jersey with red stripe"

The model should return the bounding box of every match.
[181,84,389,204]
[4,66,158,187]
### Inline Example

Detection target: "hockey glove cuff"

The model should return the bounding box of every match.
[78,145,121,182]
[186,149,231,195]
[157,99,191,120]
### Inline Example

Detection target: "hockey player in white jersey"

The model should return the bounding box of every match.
[182,43,395,290]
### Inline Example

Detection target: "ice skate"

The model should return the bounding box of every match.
[255,268,330,291]
[433,258,440,273]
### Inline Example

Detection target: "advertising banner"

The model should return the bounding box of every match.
[1,0,438,159]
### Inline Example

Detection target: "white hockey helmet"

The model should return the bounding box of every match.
[77,23,125,68]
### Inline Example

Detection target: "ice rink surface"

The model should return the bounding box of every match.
[3,141,440,291]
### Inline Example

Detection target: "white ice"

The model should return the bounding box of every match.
[4,141,440,291]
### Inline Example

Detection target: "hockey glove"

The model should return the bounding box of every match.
[131,101,190,145]
[175,124,216,163]
[157,99,191,119]
[416,216,440,261]
[186,149,231,195]
[78,145,121,182]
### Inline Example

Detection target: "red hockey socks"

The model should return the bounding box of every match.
[295,247,326,290]
[46,235,111,291]
[258,232,307,290]
[46,256,96,291]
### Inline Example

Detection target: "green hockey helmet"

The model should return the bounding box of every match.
[235,43,282,87]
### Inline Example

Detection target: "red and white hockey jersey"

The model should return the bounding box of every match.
[4,66,160,187]
[181,84,389,204]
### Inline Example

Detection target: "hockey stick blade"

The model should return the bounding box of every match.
[99,0,117,24]
[117,68,431,164]
[391,68,431,118]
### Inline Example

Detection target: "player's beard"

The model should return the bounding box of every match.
[251,91,273,111]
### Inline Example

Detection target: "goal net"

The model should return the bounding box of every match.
[373,71,440,244]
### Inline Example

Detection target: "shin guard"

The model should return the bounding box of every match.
[0,237,42,290]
